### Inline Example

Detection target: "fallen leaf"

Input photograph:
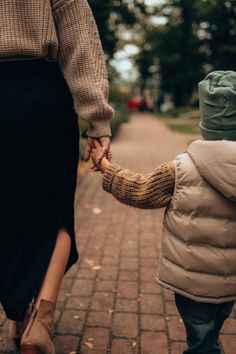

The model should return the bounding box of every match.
[92,207,102,215]
[84,258,95,267]
[92,265,101,270]
[84,342,94,349]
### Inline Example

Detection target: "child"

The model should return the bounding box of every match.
[92,71,236,354]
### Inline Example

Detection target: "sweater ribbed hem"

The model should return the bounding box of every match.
[102,163,122,193]
[87,118,112,138]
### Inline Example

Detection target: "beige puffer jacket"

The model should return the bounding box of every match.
[157,140,236,303]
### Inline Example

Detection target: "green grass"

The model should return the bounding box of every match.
[168,123,200,135]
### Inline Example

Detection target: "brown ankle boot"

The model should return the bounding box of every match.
[8,302,33,350]
[20,299,56,354]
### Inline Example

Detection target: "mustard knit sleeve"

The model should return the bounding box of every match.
[102,162,175,209]
[52,0,114,138]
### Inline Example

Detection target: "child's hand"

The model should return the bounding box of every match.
[92,140,110,173]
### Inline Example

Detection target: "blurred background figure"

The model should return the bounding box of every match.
[160,94,175,113]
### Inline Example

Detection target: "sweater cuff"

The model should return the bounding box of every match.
[87,118,113,138]
[102,163,122,193]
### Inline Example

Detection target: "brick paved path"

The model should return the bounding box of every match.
[1,113,236,354]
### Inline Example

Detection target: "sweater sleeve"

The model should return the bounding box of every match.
[51,0,114,138]
[102,162,175,209]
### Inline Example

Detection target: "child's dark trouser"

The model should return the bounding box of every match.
[175,293,235,354]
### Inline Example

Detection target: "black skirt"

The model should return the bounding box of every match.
[0,59,80,320]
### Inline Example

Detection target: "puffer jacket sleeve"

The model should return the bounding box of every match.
[51,0,114,138]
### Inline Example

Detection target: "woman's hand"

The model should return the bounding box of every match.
[84,136,112,165]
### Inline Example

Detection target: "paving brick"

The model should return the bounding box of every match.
[0,311,6,326]
[81,328,109,354]
[140,257,158,268]
[90,292,114,311]
[141,315,165,331]
[140,282,161,295]
[171,341,188,354]
[61,278,73,290]
[99,266,118,280]
[111,338,138,354]
[66,296,90,310]
[140,294,164,314]
[222,318,236,334]
[166,301,179,316]
[117,281,138,299]
[84,246,103,257]
[140,268,157,282]
[102,256,119,266]
[71,279,94,296]
[65,265,79,278]
[57,290,69,309]
[87,311,112,327]
[103,246,120,256]
[140,247,157,258]
[95,280,116,292]
[54,309,61,324]
[141,332,168,354]
[163,289,175,301]
[113,313,138,338]
[167,316,186,341]
[116,299,138,313]
[119,271,139,281]
[221,335,236,354]
[54,335,80,354]
[120,257,139,271]
[57,310,86,334]
[79,257,101,269]
[77,268,97,279]
[0,335,15,352]
[121,248,138,257]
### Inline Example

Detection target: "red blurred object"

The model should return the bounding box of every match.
[127,96,143,111]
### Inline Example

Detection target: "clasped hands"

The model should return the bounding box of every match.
[84,137,111,173]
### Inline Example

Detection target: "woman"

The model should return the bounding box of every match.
[0,1,113,353]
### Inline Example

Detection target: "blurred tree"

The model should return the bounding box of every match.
[88,0,147,61]
[89,0,236,107]
[140,0,204,106]
[197,0,236,71]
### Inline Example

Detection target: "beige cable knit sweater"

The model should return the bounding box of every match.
[102,162,175,208]
[0,0,114,138]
